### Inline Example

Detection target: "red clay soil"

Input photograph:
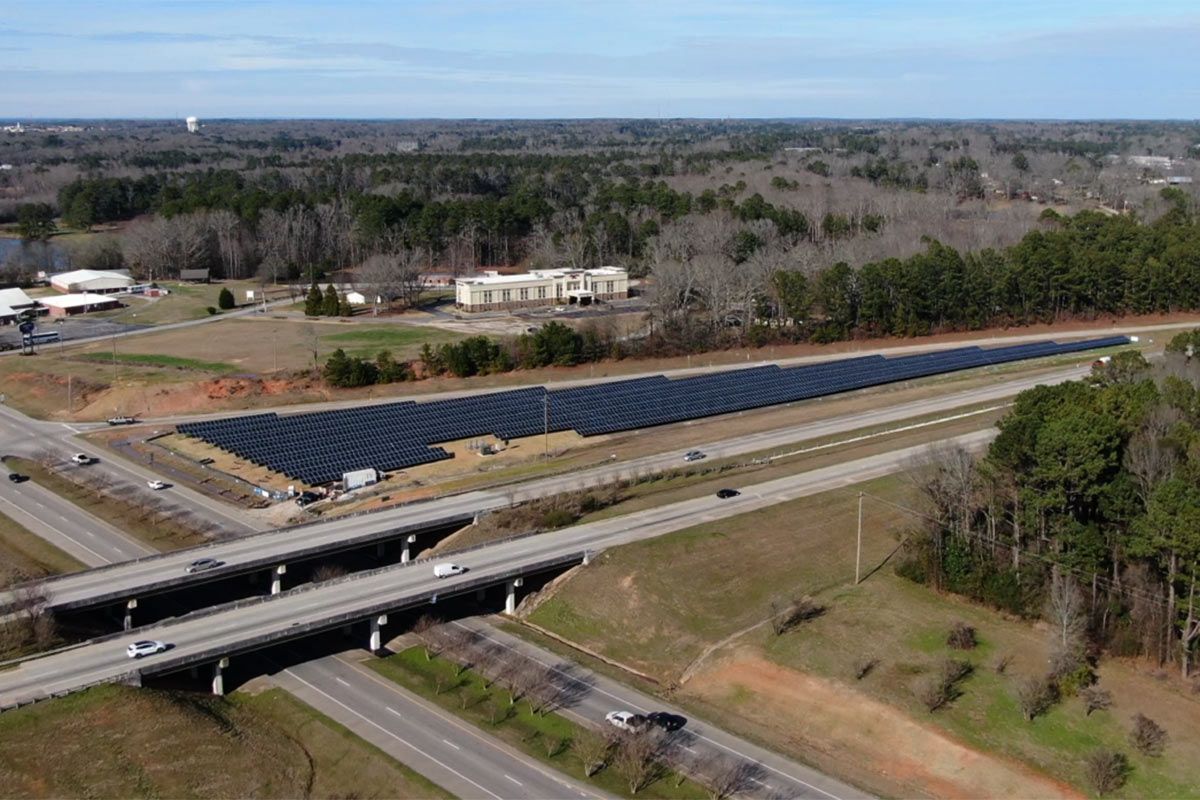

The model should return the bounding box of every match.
[685,653,1083,800]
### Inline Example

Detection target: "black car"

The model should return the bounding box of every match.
[295,491,321,507]
[715,488,740,499]
[7,473,29,483]
[647,711,687,732]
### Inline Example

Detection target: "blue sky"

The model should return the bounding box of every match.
[1,0,1197,119]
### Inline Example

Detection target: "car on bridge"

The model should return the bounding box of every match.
[433,563,466,579]
[126,640,168,659]
[185,557,224,574]
[147,479,168,490]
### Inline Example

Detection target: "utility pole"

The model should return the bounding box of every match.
[855,491,864,585]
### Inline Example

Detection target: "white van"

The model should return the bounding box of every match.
[433,563,466,579]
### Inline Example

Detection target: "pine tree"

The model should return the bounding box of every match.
[338,292,354,317]
[304,282,323,316]
[323,349,352,387]
[322,283,340,316]
[217,287,235,310]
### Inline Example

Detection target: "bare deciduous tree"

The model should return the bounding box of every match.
[572,729,613,778]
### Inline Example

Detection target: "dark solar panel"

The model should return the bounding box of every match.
[175,336,1129,484]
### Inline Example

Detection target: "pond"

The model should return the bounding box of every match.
[0,237,71,270]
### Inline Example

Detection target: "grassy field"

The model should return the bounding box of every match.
[527,475,1200,798]
[0,507,84,577]
[0,684,451,799]
[370,647,705,799]
[528,474,919,679]
[74,352,237,373]
[5,457,207,551]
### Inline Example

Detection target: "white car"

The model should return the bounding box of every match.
[70,453,91,465]
[147,479,167,490]
[605,710,648,732]
[126,640,168,659]
[433,563,466,579]
[683,450,706,462]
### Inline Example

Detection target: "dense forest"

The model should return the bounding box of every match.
[903,331,1200,687]
[2,119,1199,357]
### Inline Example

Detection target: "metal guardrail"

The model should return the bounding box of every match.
[9,511,479,612]
[0,548,587,711]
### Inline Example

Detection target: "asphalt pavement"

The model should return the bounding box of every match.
[457,619,870,800]
[276,654,607,800]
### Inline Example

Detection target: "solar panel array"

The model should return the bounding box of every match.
[178,336,1128,485]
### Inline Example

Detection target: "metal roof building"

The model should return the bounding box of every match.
[50,269,135,294]
[39,293,123,316]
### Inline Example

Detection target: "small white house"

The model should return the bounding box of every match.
[345,290,368,305]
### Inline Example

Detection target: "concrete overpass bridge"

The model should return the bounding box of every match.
[0,429,995,710]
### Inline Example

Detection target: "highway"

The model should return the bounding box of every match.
[0,428,995,709]
[458,619,870,800]
[0,477,152,565]
[0,402,261,536]
[8,365,1074,612]
[276,654,607,800]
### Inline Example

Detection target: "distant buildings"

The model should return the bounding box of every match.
[40,293,122,317]
[50,269,135,294]
[186,116,200,133]
[454,267,628,312]
[179,269,210,282]
[1126,155,1174,169]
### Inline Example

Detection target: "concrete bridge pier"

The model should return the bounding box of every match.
[270,564,287,595]
[401,534,417,564]
[505,577,524,615]
[122,598,137,631]
[212,657,229,696]
[369,614,388,652]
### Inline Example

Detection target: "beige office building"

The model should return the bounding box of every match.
[454,267,628,312]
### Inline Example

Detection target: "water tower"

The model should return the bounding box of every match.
[186,116,199,133]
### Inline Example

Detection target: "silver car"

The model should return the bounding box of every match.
[126,640,168,659]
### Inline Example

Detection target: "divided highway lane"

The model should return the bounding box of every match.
[0,474,153,565]
[0,403,261,536]
[277,655,607,800]
[0,429,995,708]
[458,619,870,800]
[8,366,1072,612]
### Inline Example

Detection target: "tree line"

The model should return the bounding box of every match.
[901,332,1200,681]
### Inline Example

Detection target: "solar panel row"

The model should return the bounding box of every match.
[178,336,1129,485]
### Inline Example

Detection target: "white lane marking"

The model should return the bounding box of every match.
[386,706,401,717]
[442,738,461,750]
[683,746,697,754]
[504,775,523,787]
[457,622,848,800]
[282,670,503,800]
[335,677,349,686]
[0,494,110,564]
[342,658,603,798]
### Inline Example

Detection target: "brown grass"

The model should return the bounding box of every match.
[0,685,451,799]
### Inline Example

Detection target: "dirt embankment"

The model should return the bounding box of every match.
[686,653,1083,800]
